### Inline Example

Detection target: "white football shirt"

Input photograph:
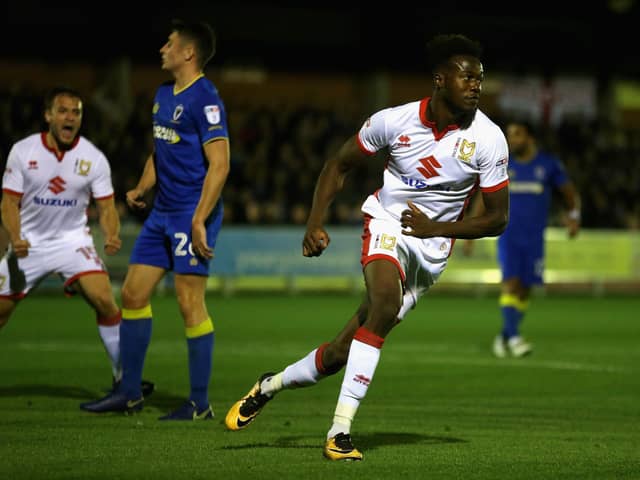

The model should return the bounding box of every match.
[2,133,114,244]
[357,97,509,223]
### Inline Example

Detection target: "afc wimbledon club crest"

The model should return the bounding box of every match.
[75,159,92,176]
[457,139,476,163]
[204,105,220,124]
[173,104,184,121]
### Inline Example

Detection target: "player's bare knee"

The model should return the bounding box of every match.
[175,292,204,321]
[175,292,191,313]
[120,284,149,310]
[355,303,369,326]
[91,294,119,318]
[325,340,350,367]
[0,301,16,328]
[369,291,402,321]
[0,308,13,328]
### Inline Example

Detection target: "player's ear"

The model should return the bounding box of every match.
[184,44,195,63]
[433,72,443,89]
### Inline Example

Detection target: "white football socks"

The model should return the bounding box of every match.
[327,334,381,439]
[260,372,283,397]
[261,345,328,396]
[280,347,323,389]
[98,323,121,380]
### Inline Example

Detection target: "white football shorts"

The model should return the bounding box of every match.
[361,215,450,319]
[0,231,108,298]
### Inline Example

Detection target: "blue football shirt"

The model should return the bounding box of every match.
[151,74,229,213]
[504,150,569,238]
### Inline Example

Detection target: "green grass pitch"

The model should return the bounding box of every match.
[1,292,638,479]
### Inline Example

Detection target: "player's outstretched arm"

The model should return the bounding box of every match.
[192,138,230,260]
[401,186,509,240]
[0,225,9,257]
[303,135,367,257]
[126,153,157,210]
[95,196,122,256]
[558,181,581,238]
[0,192,30,257]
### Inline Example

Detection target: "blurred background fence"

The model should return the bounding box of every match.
[89,223,640,297]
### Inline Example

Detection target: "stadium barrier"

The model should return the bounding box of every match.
[84,223,640,297]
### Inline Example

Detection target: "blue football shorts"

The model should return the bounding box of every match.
[497,233,544,286]
[129,207,223,276]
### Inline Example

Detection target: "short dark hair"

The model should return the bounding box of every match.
[171,19,216,70]
[43,86,82,111]
[506,117,538,138]
[426,34,483,72]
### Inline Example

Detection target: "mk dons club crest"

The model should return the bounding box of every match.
[75,159,92,176]
[457,139,476,162]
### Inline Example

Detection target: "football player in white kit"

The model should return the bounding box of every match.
[225,34,510,460]
[0,86,152,399]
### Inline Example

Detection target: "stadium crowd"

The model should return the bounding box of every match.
[1,84,638,230]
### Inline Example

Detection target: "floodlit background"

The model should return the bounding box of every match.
[3,2,638,293]
[1,4,639,479]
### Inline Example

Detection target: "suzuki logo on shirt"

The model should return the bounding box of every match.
[48,176,66,194]
[417,156,442,179]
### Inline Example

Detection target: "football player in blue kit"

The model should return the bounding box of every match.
[81,19,230,419]
[467,119,580,357]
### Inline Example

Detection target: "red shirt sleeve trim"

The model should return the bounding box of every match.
[93,193,115,201]
[356,133,376,156]
[480,179,509,193]
[2,188,23,197]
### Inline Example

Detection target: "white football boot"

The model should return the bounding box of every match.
[507,336,533,357]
